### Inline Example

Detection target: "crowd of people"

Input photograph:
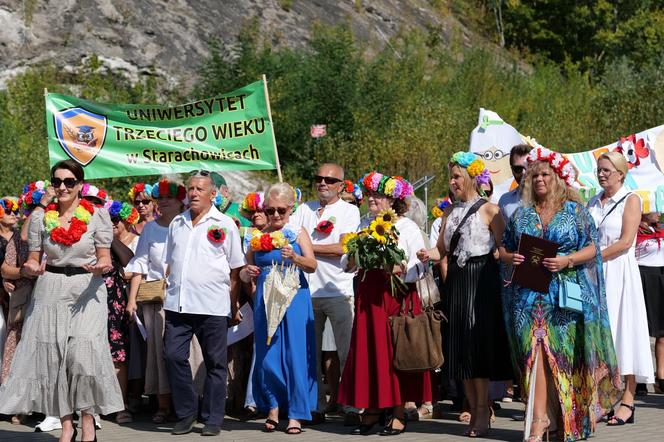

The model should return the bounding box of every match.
[0,146,661,441]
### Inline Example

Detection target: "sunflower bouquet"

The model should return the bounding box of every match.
[342,208,407,295]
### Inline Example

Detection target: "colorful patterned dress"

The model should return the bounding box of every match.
[502,201,620,441]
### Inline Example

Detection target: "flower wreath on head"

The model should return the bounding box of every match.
[19,180,50,214]
[527,146,578,187]
[431,196,452,219]
[359,171,413,200]
[239,192,264,220]
[151,179,187,201]
[128,183,154,202]
[105,200,140,225]
[0,198,19,217]
[81,183,108,204]
[343,179,363,204]
[449,152,491,191]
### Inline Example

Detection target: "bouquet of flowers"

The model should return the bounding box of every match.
[342,208,406,295]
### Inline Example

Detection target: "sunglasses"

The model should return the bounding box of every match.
[4,209,19,216]
[265,207,291,216]
[314,175,342,185]
[51,177,79,188]
[511,165,526,174]
[134,199,152,206]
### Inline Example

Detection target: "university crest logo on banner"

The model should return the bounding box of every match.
[53,107,107,166]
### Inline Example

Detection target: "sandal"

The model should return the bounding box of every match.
[151,409,168,424]
[417,404,434,420]
[116,410,133,424]
[458,411,471,423]
[263,418,279,432]
[285,426,303,434]
[606,403,635,426]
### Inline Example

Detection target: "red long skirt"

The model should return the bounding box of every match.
[338,269,432,409]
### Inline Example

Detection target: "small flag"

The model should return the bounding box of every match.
[310,124,327,138]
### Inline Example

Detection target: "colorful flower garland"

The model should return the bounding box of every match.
[151,179,187,201]
[343,180,363,204]
[105,200,140,225]
[43,199,95,246]
[0,198,19,217]
[527,146,577,187]
[450,151,491,187]
[359,172,413,200]
[247,227,297,252]
[128,183,154,201]
[430,196,452,219]
[19,180,50,214]
[239,192,264,219]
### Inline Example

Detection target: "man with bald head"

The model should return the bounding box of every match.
[290,163,361,424]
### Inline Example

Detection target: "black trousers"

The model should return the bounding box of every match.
[164,311,228,426]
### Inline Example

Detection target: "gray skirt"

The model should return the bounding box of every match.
[0,271,124,417]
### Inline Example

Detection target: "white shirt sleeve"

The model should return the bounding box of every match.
[224,223,247,269]
[127,227,150,274]
[429,217,442,246]
[399,219,427,283]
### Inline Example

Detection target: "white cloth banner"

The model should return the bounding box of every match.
[469,108,664,212]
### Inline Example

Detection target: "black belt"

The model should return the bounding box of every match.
[45,264,90,276]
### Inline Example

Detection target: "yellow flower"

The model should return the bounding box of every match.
[384,178,397,197]
[250,236,261,251]
[74,205,92,223]
[431,207,443,218]
[270,230,288,248]
[43,210,60,232]
[467,159,485,178]
[370,219,391,244]
[341,232,358,253]
[376,208,398,224]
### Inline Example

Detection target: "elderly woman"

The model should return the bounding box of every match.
[500,147,620,441]
[588,151,654,426]
[0,197,19,371]
[636,211,664,393]
[128,182,155,235]
[0,160,123,442]
[418,154,510,437]
[337,172,430,436]
[126,178,191,424]
[240,182,317,434]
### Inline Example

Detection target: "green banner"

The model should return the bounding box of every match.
[45,80,278,179]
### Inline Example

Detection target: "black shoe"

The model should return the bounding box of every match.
[343,411,362,426]
[304,412,326,425]
[606,403,635,426]
[350,412,383,435]
[656,378,664,394]
[635,383,648,396]
[171,415,197,435]
[201,424,221,436]
[378,416,407,436]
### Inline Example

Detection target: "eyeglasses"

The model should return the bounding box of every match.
[134,199,152,206]
[51,177,79,188]
[265,206,291,216]
[4,209,19,216]
[314,175,342,185]
[597,168,616,176]
[511,165,526,174]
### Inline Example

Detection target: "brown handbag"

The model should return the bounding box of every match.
[389,269,445,372]
[7,284,32,326]
[136,279,166,303]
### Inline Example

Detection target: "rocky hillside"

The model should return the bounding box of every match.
[0,0,480,89]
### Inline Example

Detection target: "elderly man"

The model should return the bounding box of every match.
[163,171,245,436]
[290,163,361,424]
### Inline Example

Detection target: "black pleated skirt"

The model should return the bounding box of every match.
[639,265,664,338]
[444,254,513,381]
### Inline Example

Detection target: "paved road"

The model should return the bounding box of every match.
[1,392,662,441]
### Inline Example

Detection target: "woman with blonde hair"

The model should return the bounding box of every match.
[500,147,620,441]
[588,151,654,426]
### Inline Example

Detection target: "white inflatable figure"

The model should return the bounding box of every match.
[469,108,524,202]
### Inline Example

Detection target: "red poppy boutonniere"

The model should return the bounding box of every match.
[207,225,227,244]
[315,216,336,235]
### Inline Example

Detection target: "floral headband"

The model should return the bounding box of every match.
[359,172,413,200]
[81,183,108,203]
[239,192,264,219]
[105,200,140,225]
[128,183,154,201]
[449,151,491,187]
[19,180,49,214]
[343,180,363,203]
[151,179,186,201]
[527,147,577,187]
[0,198,19,217]
[431,196,452,219]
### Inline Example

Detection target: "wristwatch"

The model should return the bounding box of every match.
[567,256,574,269]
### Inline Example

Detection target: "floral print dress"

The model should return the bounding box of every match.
[104,255,129,363]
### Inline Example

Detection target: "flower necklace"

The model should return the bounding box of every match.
[43,199,95,246]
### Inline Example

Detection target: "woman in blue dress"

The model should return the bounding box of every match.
[240,182,318,434]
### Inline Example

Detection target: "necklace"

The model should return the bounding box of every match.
[43,200,95,246]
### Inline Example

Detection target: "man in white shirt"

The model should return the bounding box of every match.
[163,172,245,436]
[498,144,531,224]
[290,163,361,424]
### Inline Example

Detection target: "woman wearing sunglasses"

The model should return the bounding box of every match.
[0,160,123,442]
[0,197,19,384]
[240,182,318,435]
[128,183,155,235]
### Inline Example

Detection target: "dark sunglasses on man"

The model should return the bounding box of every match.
[51,177,79,188]
[133,199,152,206]
[265,207,291,216]
[314,175,342,185]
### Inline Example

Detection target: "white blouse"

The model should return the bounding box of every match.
[443,199,495,267]
[636,228,664,267]
[126,221,168,281]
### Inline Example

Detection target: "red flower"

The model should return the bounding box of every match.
[98,189,107,199]
[260,233,274,251]
[615,134,649,169]
[79,199,95,215]
[159,179,170,197]
[207,226,226,244]
[316,219,335,235]
[50,217,88,246]
[343,180,354,193]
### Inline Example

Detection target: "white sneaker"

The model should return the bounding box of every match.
[35,416,62,432]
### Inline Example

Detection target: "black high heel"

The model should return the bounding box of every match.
[606,403,635,426]
[351,411,384,435]
[378,415,407,436]
[70,428,77,442]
